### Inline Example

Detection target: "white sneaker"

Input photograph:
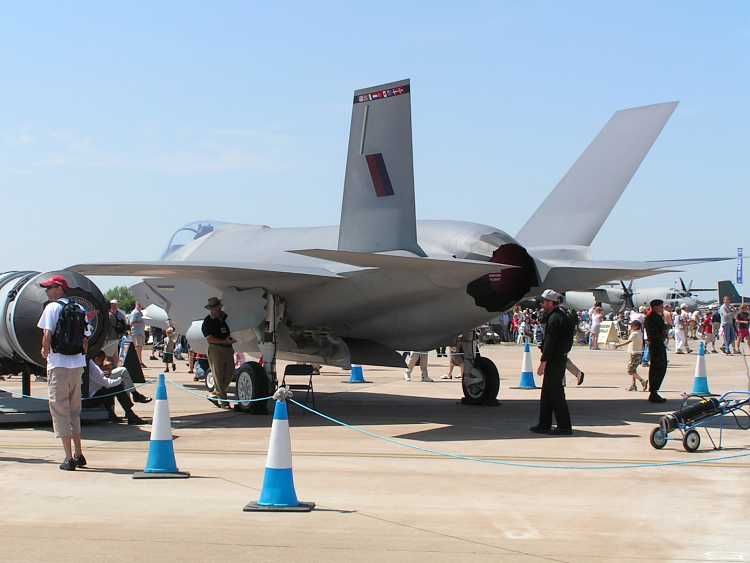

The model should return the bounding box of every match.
[403,371,411,382]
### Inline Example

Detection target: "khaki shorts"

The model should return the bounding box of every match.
[132,334,145,347]
[627,353,643,375]
[47,366,83,438]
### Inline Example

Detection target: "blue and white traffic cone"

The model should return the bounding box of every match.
[133,373,189,479]
[348,364,367,383]
[244,388,314,512]
[515,342,537,389]
[691,342,712,396]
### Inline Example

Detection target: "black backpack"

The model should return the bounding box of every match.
[557,307,576,355]
[51,299,87,355]
[112,312,128,337]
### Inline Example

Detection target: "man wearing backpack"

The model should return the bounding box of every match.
[530,289,574,435]
[36,275,91,471]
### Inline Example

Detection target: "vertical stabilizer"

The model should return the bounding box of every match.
[516,102,678,248]
[338,79,424,255]
[718,280,746,304]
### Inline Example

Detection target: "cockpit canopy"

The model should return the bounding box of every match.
[162,220,225,259]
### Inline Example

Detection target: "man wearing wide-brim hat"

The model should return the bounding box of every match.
[201,297,235,407]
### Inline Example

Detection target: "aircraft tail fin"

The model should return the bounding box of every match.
[718,280,745,303]
[516,101,678,248]
[338,79,424,256]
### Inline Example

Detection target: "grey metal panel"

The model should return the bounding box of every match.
[343,338,406,368]
[338,79,424,255]
[517,102,678,248]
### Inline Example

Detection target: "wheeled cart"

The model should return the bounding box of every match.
[649,392,750,452]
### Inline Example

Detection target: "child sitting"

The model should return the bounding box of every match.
[615,320,647,391]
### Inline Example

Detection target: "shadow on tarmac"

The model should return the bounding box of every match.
[134,391,682,443]
[0,455,58,465]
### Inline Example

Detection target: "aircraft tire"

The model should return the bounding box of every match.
[234,361,269,415]
[204,369,215,393]
[461,356,500,405]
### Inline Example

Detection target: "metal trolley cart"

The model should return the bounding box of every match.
[649,392,750,452]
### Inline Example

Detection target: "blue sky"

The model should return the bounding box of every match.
[1,2,748,293]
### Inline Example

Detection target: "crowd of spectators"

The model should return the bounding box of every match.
[490,297,748,355]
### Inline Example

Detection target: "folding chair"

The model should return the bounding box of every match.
[281,364,316,407]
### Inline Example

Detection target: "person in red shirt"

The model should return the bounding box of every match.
[737,304,750,351]
[701,314,718,353]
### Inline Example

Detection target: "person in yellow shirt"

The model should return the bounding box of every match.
[615,320,647,392]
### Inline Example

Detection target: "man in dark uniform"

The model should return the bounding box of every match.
[530,289,573,435]
[643,299,668,403]
[201,297,235,408]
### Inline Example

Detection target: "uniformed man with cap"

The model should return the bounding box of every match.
[530,289,574,435]
[201,297,235,407]
[643,299,668,402]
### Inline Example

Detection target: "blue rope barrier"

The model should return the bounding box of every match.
[165,377,273,405]
[288,399,750,470]
[0,381,156,402]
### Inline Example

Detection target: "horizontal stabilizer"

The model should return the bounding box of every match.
[644,257,734,268]
[517,102,678,248]
[539,256,732,293]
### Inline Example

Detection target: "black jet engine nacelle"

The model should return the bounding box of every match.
[0,270,110,375]
[466,243,539,312]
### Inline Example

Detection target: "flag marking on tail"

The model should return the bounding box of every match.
[354,85,409,104]
[366,153,395,197]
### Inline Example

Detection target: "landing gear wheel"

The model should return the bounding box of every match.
[683,429,701,452]
[461,356,500,405]
[650,427,667,449]
[204,369,215,393]
[234,362,270,415]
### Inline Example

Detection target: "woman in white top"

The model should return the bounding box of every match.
[589,307,604,350]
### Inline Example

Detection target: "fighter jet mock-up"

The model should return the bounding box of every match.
[70,79,729,409]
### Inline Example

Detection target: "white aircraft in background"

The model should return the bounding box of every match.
[564,278,715,312]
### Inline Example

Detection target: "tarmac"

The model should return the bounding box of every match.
[1,342,749,562]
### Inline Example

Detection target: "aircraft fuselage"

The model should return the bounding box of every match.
[158,220,524,350]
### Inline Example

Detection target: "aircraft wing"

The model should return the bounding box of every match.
[290,249,516,288]
[68,261,344,293]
